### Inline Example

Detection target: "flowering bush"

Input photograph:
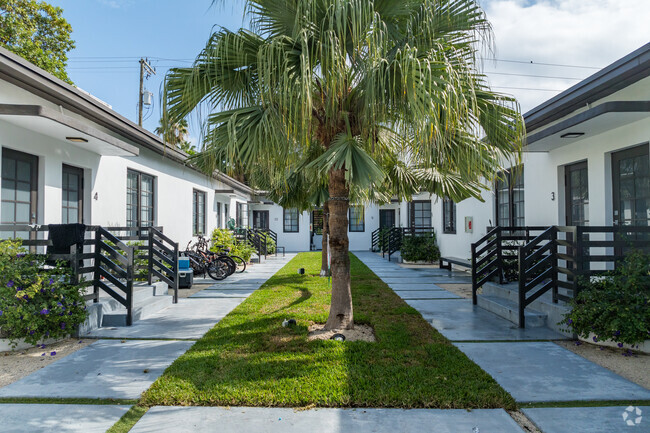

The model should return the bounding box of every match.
[561,250,650,347]
[0,240,88,347]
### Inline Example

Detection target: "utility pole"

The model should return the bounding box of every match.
[138,58,156,126]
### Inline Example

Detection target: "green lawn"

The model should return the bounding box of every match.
[141,252,515,409]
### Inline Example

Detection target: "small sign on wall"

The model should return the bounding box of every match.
[465,216,473,233]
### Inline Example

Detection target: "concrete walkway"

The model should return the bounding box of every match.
[354,251,650,431]
[0,254,294,432]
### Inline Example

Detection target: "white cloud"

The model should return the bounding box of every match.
[479,0,650,112]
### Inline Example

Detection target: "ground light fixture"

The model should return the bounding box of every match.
[66,136,88,143]
[330,333,346,341]
[560,132,585,139]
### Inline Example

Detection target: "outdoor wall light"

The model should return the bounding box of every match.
[66,136,89,143]
[560,132,585,139]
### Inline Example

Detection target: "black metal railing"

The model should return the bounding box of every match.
[94,227,135,325]
[517,226,558,327]
[0,224,99,302]
[148,227,179,303]
[386,227,402,261]
[371,228,380,252]
[472,224,650,328]
[471,226,549,305]
[0,224,180,326]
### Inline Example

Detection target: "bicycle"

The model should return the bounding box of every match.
[195,234,246,274]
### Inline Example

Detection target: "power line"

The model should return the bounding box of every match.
[493,86,564,92]
[481,57,601,70]
[485,71,585,81]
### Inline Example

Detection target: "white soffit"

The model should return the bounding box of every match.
[0,104,139,156]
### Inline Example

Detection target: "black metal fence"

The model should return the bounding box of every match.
[471,225,650,327]
[0,224,179,326]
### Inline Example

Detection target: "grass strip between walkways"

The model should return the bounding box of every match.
[141,252,516,409]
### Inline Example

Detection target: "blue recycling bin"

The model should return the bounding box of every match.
[178,257,193,289]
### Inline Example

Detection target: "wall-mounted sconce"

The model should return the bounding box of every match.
[94,192,99,200]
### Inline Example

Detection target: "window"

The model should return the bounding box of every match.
[1,148,37,240]
[495,168,524,227]
[127,169,155,227]
[443,198,456,233]
[409,200,431,228]
[253,210,269,229]
[62,165,83,224]
[283,208,299,232]
[216,202,222,228]
[349,205,365,232]
[235,202,247,227]
[193,190,206,235]
[224,203,229,226]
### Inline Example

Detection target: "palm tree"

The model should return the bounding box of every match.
[162,0,524,330]
[155,116,189,147]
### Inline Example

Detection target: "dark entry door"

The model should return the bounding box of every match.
[252,210,269,230]
[565,161,589,226]
[379,209,395,229]
[62,164,84,224]
[612,144,650,257]
[612,144,650,227]
[1,148,38,240]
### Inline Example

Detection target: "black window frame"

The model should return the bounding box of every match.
[192,189,207,235]
[442,197,456,234]
[348,205,365,232]
[494,167,524,228]
[409,200,432,228]
[283,208,299,233]
[62,164,84,224]
[126,169,156,228]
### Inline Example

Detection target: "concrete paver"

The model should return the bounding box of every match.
[0,339,193,399]
[522,406,650,432]
[393,290,461,299]
[456,342,650,402]
[0,404,131,433]
[189,289,254,298]
[86,298,245,339]
[130,406,525,433]
[406,299,565,341]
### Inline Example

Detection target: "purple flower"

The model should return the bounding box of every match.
[16,253,24,258]
[40,344,46,349]
[39,309,49,315]
[614,330,621,336]
[617,342,624,348]
[60,322,66,330]
[7,281,14,288]
[22,295,29,300]
[50,351,56,356]
[29,330,34,335]
[567,318,573,325]
[574,341,582,346]
[593,336,598,342]
[57,302,62,307]
[78,340,83,344]
[48,278,54,285]
[41,353,45,357]
[0,310,3,316]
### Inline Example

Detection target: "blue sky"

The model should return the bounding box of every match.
[53,0,246,138]
[51,0,650,146]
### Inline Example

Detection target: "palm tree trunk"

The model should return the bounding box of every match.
[320,201,329,277]
[324,169,353,330]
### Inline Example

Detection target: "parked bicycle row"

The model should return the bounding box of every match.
[181,234,247,280]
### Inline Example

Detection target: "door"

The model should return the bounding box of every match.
[379,209,395,229]
[62,164,84,224]
[612,144,650,257]
[253,210,269,230]
[1,148,38,240]
[565,161,589,226]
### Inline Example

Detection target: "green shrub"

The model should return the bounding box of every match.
[0,240,87,347]
[210,228,256,262]
[265,235,276,255]
[400,233,440,262]
[104,240,149,281]
[560,250,650,347]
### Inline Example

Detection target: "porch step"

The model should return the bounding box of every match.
[93,282,173,328]
[482,281,573,304]
[477,295,547,328]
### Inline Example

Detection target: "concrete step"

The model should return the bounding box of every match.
[482,281,573,304]
[101,294,173,327]
[477,295,547,328]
